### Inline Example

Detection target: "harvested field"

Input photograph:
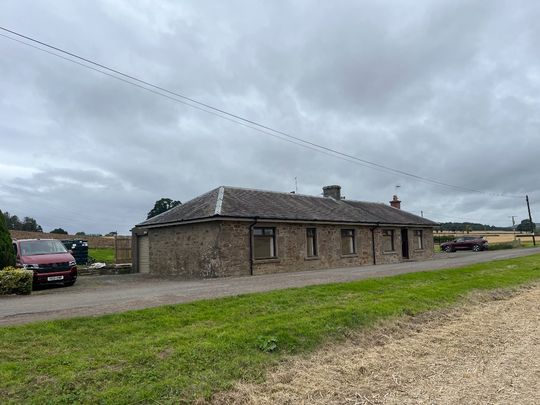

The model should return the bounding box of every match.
[438,231,533,244]
[214,284,540,404]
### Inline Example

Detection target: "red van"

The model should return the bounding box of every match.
[13,239,78,287]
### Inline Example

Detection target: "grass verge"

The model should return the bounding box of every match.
[88,247,115,263]
[1,254,540,404]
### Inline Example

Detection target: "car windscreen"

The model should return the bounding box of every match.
[19,240,68,256]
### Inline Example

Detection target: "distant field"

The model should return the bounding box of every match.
[437,231,535,244]
[88,248,115,263]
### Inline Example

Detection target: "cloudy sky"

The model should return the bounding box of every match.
[1,0,539,234]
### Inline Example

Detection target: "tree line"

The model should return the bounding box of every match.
[438,220,536,233]
[2,198,181,237]
[2,212,43,232]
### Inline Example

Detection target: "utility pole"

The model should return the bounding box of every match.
[509,216,517,240]
[526,195,536,246]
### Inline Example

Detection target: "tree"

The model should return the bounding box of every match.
[516,219,536,233]
[2,212,43,232]
[0,210,16,268]
[147,198,182,219]
[21,217,43,232]
[50,228,68,235]
[75,231,86,236]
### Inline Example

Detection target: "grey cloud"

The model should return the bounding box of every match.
[1,0,539,234]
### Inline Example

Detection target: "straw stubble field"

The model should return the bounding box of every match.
[215,284,540,404]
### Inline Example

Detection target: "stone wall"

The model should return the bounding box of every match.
[9,230,120,248]
[373,227,401,265]
[147,222,225,278]
[247,222,373,275]
[216,221,434,276]
[139,220,435,278]
[407,228,435,261]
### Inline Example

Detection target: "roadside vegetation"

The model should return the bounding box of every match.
[1,254,540,403]
[88,247,115,264]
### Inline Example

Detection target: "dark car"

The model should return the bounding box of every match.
[441,236,488,252]
[13,239,78,287]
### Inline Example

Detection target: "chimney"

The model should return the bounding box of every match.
[323,185,341,200]
[390,195,401,209]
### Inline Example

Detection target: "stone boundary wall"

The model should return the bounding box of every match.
[9,230,126,249]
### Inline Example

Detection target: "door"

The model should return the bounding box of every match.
[401,229,409,259]
[137,235,150,274]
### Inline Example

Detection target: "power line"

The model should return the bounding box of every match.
[0,26,526,199]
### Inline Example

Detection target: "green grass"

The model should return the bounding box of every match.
[88,248,115,263]
[1,254,540,404]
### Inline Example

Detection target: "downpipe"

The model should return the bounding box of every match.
[249,217,259,276]
[370,224,379,265]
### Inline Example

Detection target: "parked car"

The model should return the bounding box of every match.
[12,239,78,287]
[440,236,488,252]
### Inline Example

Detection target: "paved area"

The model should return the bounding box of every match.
[1,248,539,326]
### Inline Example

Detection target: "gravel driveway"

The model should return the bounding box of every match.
[1,248,539,326]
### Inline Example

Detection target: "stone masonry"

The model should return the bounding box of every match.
[144,220,434,278]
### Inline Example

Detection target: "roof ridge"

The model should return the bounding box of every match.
[221,185,332,200]
[137,187,221,226]
[214,186,225,215]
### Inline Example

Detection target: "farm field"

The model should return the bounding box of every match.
[437,230,535,244]
[88,247,115,263]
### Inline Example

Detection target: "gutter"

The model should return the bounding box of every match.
[135,215,437,230]
[248,217,259,276]
[370,223,380,265]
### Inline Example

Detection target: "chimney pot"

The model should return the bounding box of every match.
[390,194,401,209]
[323,185,341,200]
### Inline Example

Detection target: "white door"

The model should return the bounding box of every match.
[138,235,150,274]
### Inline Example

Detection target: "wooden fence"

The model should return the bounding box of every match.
[10,230,117,248]
[114,236,132,264]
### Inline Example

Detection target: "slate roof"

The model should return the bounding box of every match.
[136,186,438,228]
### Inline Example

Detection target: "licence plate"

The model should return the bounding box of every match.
[47,276,64,281]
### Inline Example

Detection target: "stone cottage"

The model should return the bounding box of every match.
[132,185,438,278]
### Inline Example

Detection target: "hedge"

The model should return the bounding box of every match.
[0,209,16,269]
[0,266,33,295]
[488,242,517,251]
[434,235,456,244]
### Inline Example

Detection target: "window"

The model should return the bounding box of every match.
[306,228,318,257]
[341,229,356,255]
[253,227,276,259]
[382,229,394,252]
[414,230,423,249]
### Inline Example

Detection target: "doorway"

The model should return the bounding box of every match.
[401,229,409,259]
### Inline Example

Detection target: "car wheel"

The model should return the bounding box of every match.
[444,245,453,252]
[472,244,481,252]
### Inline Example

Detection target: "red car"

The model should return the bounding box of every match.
[13,239,78,287]
[441,236,488,252]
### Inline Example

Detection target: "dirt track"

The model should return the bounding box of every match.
[215,284,540,404]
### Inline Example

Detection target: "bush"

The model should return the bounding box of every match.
[488,242,515,251]
[0,266,33,295]
[434,235,456,244]
[0,210,16,269]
